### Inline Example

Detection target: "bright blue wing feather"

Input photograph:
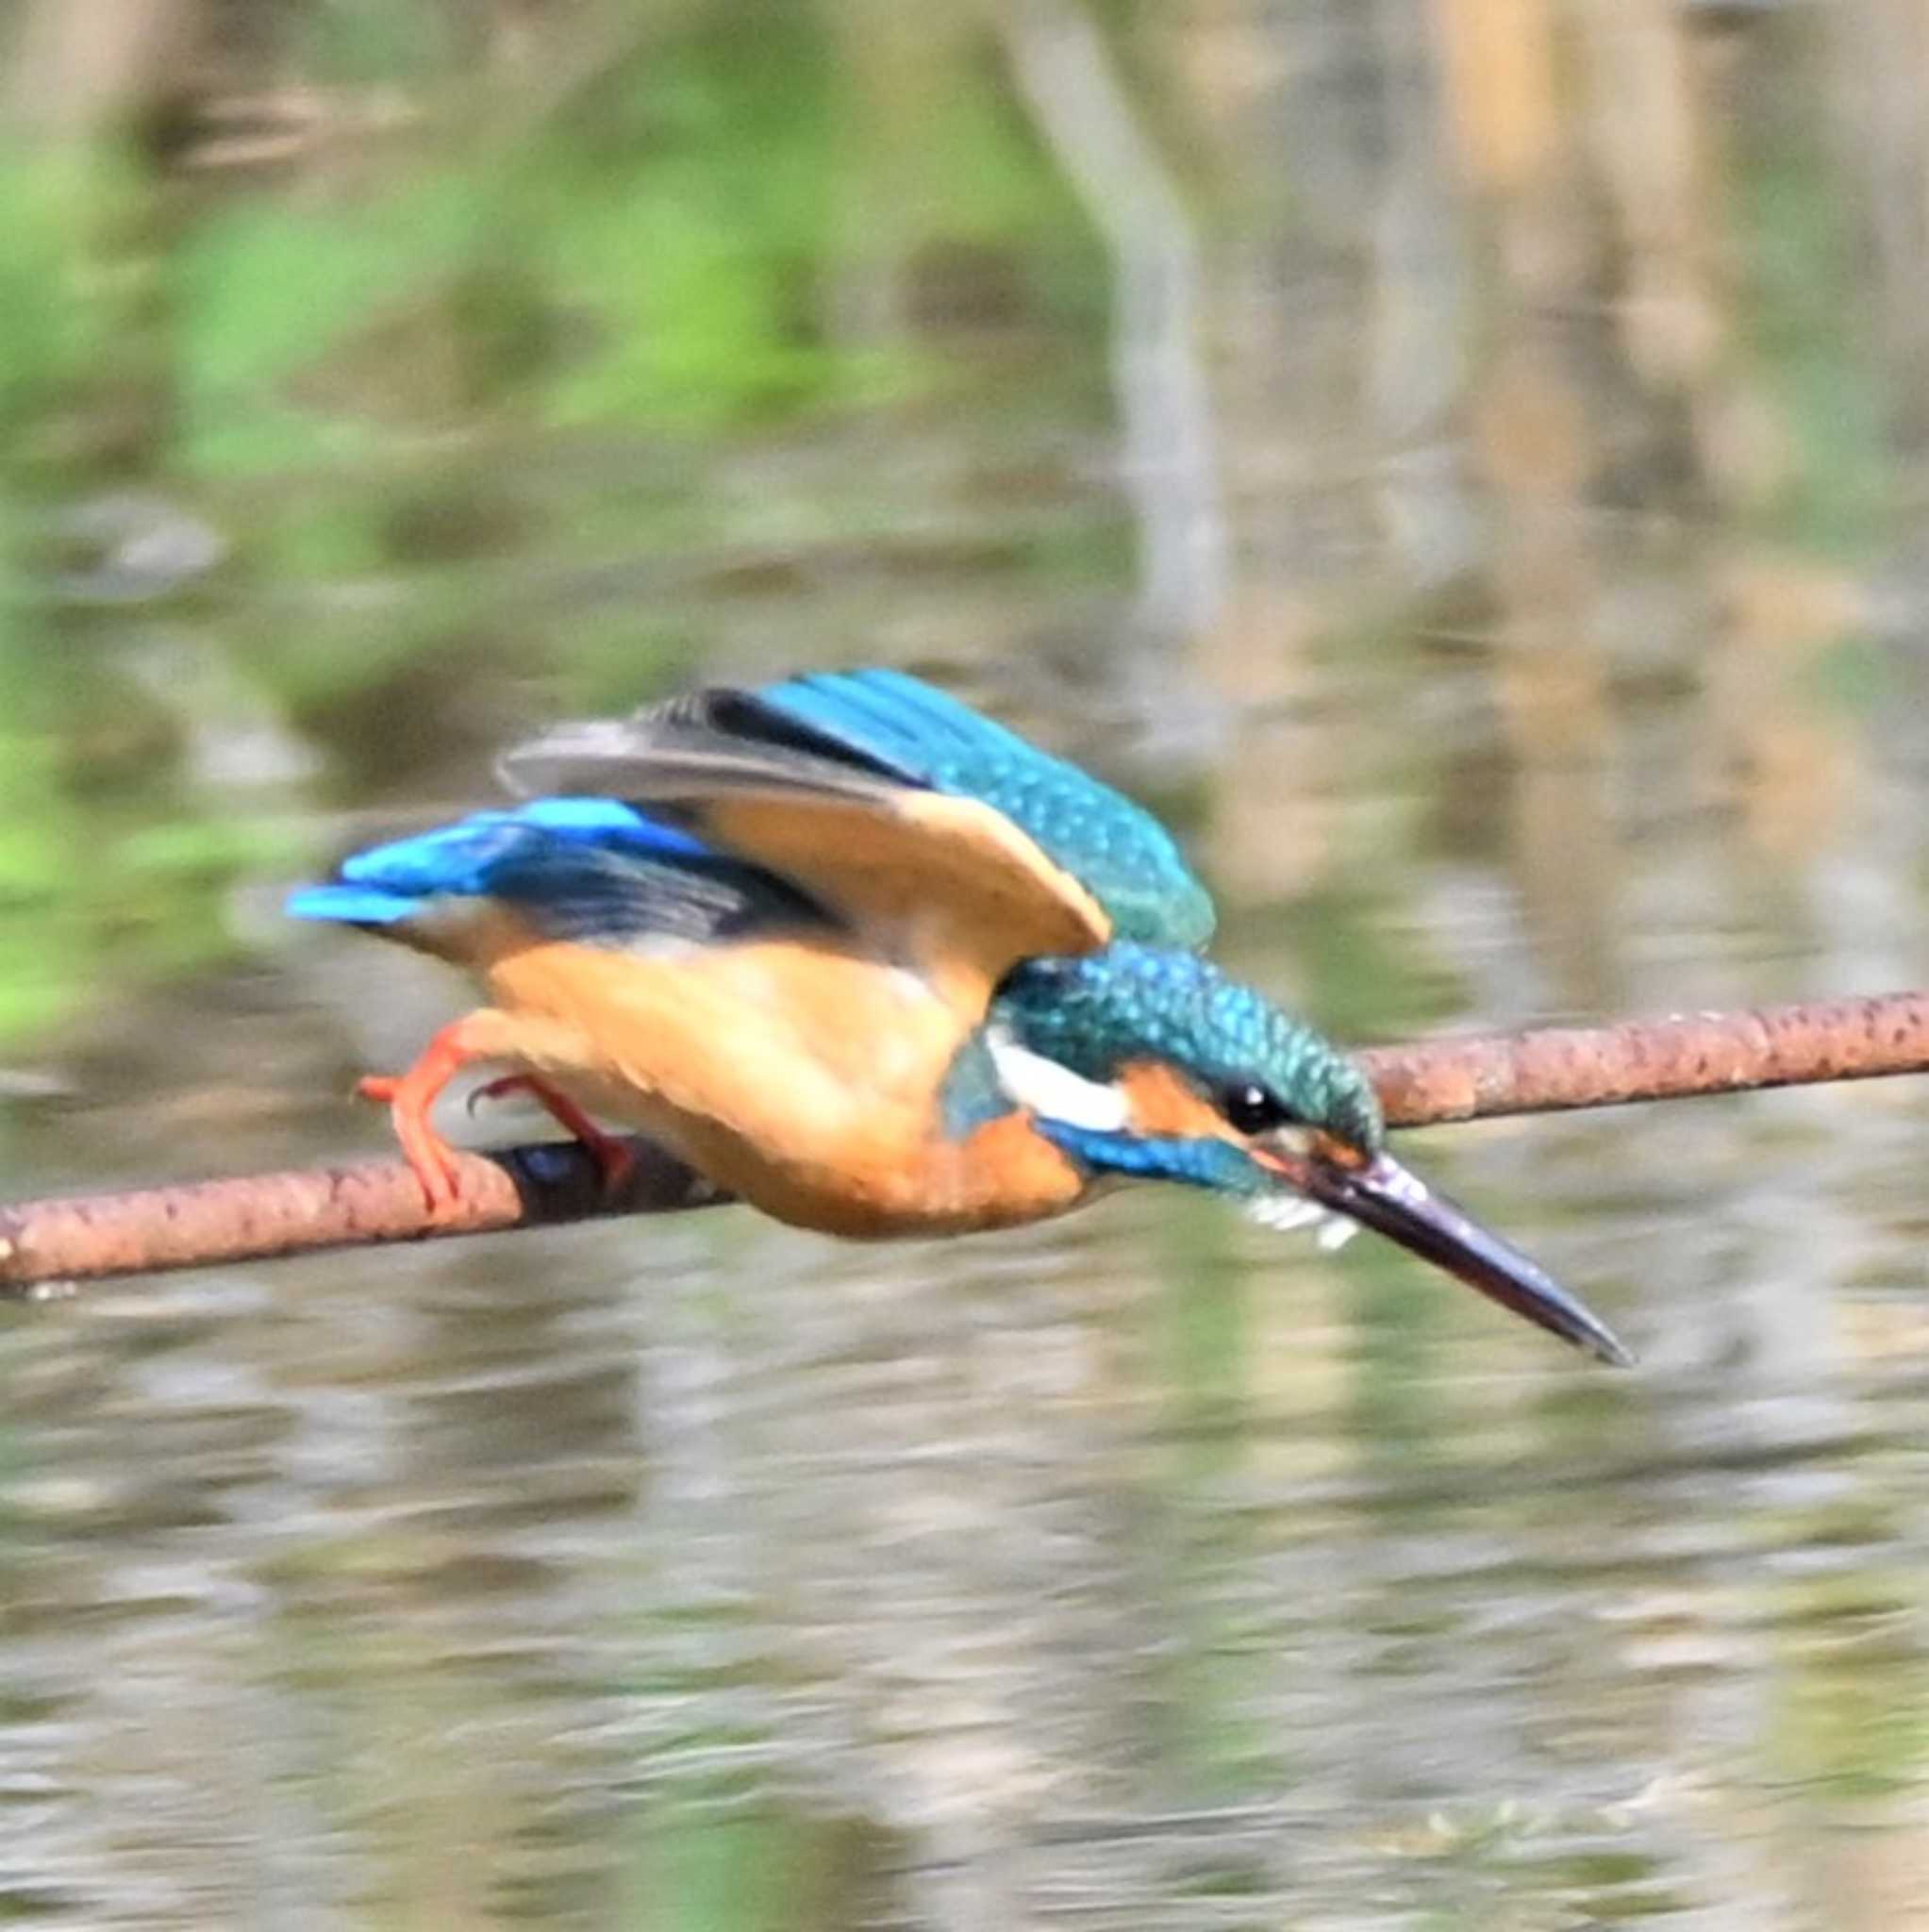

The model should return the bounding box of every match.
[289,797,829,945]
[287,884,422,925]
[758,671,1215,948]
[335,798,708,899]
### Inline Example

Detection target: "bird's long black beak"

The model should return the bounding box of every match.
[1283,1145,1633,1366]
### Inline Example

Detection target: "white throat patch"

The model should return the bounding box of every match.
[985,1028,1131,1132]
[1246,1192,1360,1249]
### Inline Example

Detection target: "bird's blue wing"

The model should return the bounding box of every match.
[757,671,1214,949]
[495,669,1215,994]
[289,797,836,947]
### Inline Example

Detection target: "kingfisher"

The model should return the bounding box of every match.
[288,667,1629,1365]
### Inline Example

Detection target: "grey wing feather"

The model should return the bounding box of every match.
[498,695,911,809]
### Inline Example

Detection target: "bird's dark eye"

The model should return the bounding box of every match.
[1220,1081,1294,1135]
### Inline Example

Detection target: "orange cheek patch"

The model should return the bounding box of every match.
[1116,1061,1234,1141]
[1310,1129,1367,1171]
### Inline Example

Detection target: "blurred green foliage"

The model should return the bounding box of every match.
[0,7,1103,1048]
[1735,146,1888,557]
[0,0,1900,1058]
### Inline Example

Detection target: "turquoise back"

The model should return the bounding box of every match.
[761,670,1215,949]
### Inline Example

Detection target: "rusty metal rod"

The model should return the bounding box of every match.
[5,988,1929,1296]
[1359,989,1929,1126]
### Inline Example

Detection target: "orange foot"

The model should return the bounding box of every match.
[467,1073,636,1196]
[358,1022,636,1218]
[356,1017,484,1219]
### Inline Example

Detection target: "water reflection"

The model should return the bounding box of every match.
[9,0,1929,1917]
[8,1004,1929,1930]
[8,448,1929,1924]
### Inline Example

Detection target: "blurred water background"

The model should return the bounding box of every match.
[7,3,1929,1926]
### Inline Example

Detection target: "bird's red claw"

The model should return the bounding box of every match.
[465,1073,637,1199]
[357,1071,468,1220]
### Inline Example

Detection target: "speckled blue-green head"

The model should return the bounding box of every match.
[996,943,1384,1168]
[990,944,1631,1366]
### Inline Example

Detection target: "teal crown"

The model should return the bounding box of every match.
[995,944,1386,1155]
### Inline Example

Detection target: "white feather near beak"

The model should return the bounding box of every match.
[986,1028,1131,1131]
[1246,1191,1361,1249]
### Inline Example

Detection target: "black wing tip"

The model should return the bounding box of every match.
[497,682,922,801]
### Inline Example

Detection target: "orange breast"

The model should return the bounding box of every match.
[471,928,1088,1237]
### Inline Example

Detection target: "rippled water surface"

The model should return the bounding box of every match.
[8,330,1929,1924]
[12,1,1929,1918]
[8,641,1929,1929]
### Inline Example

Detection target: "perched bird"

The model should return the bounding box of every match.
[289,668,1629,1364]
